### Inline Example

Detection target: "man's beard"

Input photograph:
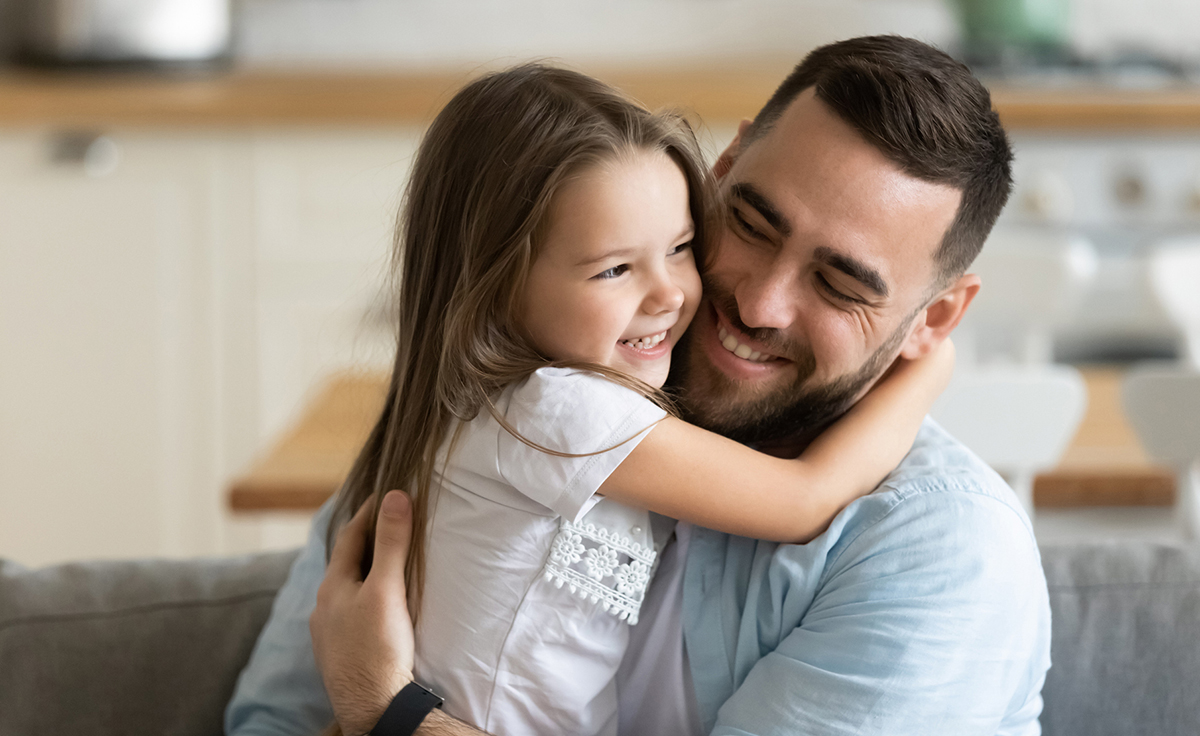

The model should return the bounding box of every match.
[667,277,911,450]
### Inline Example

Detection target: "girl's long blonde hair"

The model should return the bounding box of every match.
[325,63,714,620]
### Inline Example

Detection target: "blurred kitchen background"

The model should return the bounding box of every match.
[3,0,1200,566]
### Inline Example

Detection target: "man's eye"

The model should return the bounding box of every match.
[815,272,860,303]
[594,264,629,280]
[730,208,764,239]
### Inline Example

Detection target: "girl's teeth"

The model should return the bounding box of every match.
[622,331,667,350]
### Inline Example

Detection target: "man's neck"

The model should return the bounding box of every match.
[748,421,831,459]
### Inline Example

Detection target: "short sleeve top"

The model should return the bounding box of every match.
[415,367,669,735]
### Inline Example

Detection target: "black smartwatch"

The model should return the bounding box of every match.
[369,681,445,736]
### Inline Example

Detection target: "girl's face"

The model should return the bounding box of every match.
[521,148,702,388]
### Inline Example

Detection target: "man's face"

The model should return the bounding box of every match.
[672,89,963,450]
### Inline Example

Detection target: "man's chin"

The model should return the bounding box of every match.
[681,380,854,450]
[676,351,789,431]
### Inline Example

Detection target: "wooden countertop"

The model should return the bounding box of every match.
[7,67,1200,130]
[0,67,784,128]
[228,367,1174,512]
[991,87,1200,131]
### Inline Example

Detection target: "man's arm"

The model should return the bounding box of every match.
[698,488,1052,735]
[225,501,337,736]
[310,491,490,736]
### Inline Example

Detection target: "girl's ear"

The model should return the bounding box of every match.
[713,119,753,180]
[899,273,981,360]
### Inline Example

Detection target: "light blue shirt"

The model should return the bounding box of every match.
[226,419,1051,735]
[683,419,1051,735]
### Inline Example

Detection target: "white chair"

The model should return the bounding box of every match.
[1122,367,1200,539]
[959,229,1098,365]
[1148,239,1200,368]
[931,365,1088,514]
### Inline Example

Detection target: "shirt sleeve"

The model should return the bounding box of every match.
[708,489,1051,736]
[496,368,667,523]
[224,501,335,736]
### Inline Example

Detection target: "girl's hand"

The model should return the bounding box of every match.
[882,337,956,399]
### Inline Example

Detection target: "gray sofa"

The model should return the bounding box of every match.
[2,543,1198,736]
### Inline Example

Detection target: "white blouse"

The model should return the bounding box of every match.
[414,367,668,736]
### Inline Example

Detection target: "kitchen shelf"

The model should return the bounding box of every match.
[0,67,783,128]
[7,67,1200,129]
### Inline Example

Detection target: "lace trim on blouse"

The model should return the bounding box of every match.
[543,518,658,625]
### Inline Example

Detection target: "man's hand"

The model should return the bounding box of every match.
[311,490,416,736]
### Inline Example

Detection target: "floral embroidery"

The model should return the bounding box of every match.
[583,545,619,580]
[550,531,585,566]
[543,519,657,625]
[614,560,651,597]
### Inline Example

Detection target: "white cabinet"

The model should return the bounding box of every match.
[249,131,420,444]
[0,127,420,565]
[225,131,421,555]
[0,130,255,565]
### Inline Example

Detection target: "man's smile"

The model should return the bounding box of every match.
[716,323,779,363]
[700,302,794,382]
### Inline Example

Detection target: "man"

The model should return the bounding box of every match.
[228,35,1051,736]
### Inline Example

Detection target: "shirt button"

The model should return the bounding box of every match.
[631,525,643,536]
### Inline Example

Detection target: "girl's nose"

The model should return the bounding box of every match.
[645,272,686,315]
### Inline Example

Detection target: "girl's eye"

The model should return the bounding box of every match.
[594,264,629,280]
[668,241,692,256]
[815,272,861,304]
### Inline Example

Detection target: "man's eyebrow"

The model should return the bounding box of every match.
[814,246,889,298]
[730,183,792,238]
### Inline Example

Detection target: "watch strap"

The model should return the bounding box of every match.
[370,681,445,736]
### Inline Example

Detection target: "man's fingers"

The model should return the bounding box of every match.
[367,490,413,587]
[326,496,374,582]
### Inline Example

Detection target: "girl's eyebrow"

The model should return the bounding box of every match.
[577,247,638,268]
[576,223,693,268]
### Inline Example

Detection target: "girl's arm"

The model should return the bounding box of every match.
[598,339,955,543]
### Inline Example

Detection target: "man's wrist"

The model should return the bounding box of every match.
[369,681,445,736]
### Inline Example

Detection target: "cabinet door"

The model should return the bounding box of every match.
[0,130,251,566]
[251,131,420,443]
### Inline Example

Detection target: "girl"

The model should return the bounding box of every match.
[327,64,952,735]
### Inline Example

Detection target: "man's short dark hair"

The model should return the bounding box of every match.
[746,35,1013,283]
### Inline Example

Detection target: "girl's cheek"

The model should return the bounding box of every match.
[673,289,700,336]
[682,265,703,315]
[673,253,702,303]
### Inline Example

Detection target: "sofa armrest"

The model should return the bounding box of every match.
[0,551,298,736]
[1039,542,1200,736]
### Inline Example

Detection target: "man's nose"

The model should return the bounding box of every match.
[735,267,799,330]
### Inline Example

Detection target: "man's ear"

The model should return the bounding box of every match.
[713,119,752,180]
[899,273,981,360]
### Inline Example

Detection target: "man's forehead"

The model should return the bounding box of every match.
[728,91,961,295]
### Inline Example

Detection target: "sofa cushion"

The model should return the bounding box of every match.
[0,551,298,736]
[4,542,1199,734]
[1039,542,1200,736]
